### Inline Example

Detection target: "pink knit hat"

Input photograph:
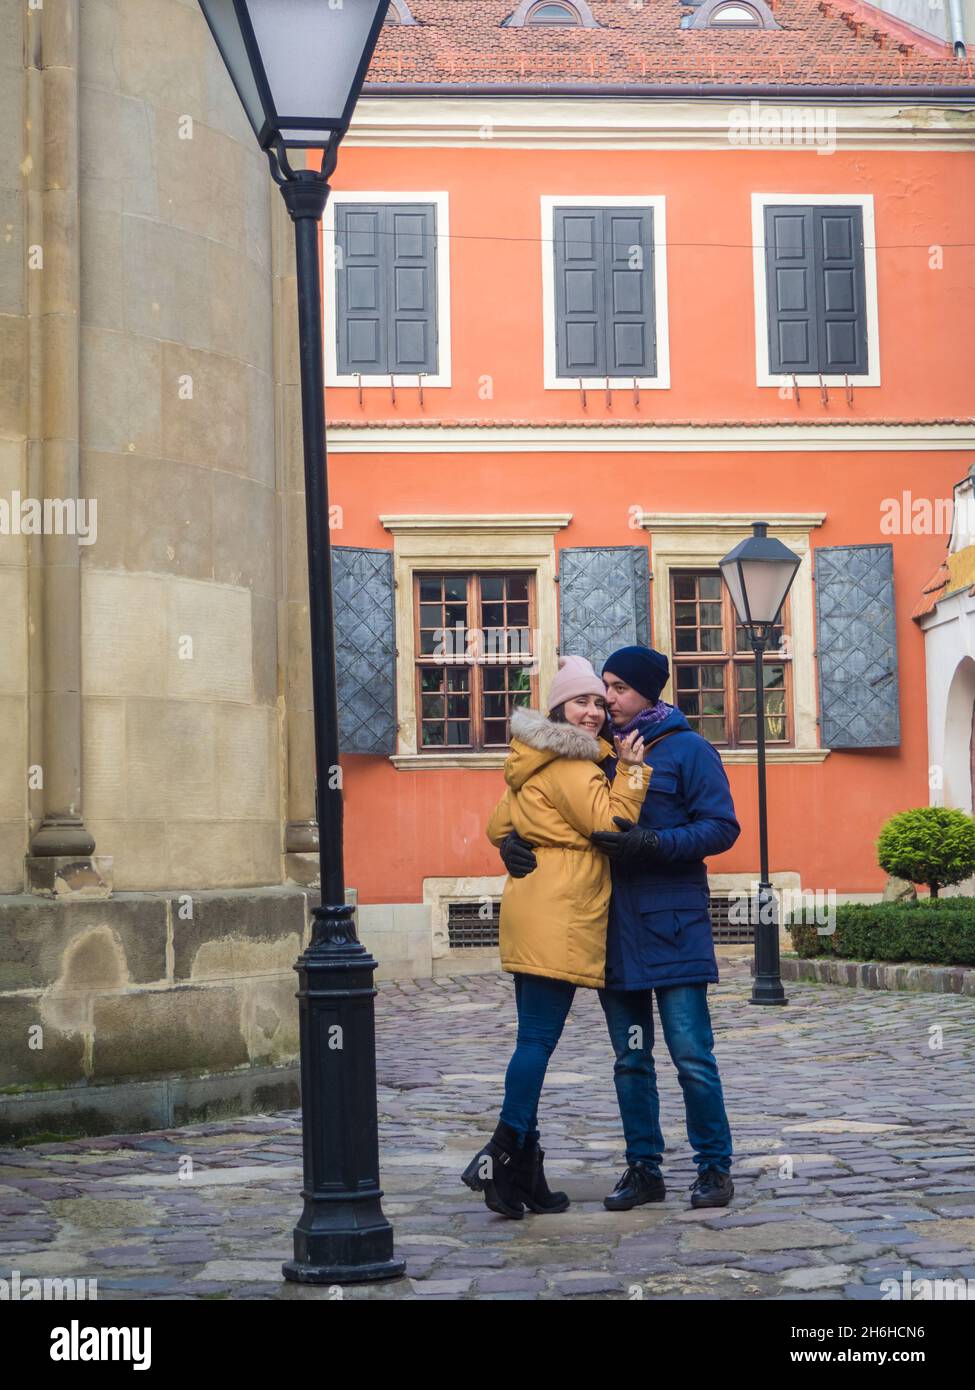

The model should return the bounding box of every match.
[546,655,606,712]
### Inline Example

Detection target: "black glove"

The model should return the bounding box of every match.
[500,831,537,878]
[590,817,661,865]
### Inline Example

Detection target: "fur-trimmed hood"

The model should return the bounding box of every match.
[505,707,611,791]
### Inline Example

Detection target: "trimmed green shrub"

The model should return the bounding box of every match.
[789,898,975,966]
[877,806,975,898]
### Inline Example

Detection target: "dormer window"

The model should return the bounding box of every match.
[504,0,600,27]
[685,0,779,27]
[386,0,417,23]
[527,2,582,22]
[709,3,761,24]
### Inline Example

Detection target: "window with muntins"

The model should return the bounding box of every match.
[415,572,537,750]
[671,570,793,747]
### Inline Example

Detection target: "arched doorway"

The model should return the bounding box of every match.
[944,656,975,814]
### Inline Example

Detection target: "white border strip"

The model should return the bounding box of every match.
[323,190,452,388]
[345,98,975,152]
[325,422,975,452]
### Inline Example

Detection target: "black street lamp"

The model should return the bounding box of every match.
[198,0,404,1283]
[719,523,802,1008]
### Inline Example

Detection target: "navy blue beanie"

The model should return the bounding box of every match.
[602,645,670,703]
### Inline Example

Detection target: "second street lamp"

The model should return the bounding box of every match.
[719,523,802,1008]
[199,0,404,1283]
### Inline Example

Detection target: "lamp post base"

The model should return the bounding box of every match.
[283,1257,406,1286]
[749,983,789,1006]
[283,1186,405,1285]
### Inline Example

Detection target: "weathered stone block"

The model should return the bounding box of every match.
[0,894,168,991]
[0,994,86,1087]
[91,985,248,1079]
[25,855,114,899]
[170,888,305,982]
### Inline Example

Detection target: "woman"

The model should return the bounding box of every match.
[461,654,652,1219]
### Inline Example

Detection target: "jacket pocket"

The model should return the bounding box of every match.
[639,901,712,962]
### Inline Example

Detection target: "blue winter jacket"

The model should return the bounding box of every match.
[601,706,741,990]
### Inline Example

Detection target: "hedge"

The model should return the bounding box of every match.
[788,899,975,967]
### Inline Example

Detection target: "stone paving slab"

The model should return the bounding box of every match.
[1,961,974,1300]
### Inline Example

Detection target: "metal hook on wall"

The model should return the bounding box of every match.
[578,378,587,410]
[819,373,829,407]
[417,373,425,409]
[791,373,800,405]
[605,376,613,410]
[844,373,854,407]
[356,373,363,409]
[632,377,641,408]
[389,374,396,406]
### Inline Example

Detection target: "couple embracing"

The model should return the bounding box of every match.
[462,645,741,1219]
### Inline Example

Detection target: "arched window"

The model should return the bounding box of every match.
[709,4,762,24]
[504,0,600,28]
[527,2,582,23]
[385,0,416,23]
[686,0,779,27]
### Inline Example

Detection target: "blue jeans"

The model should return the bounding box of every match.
[598,984,733,1174]
[499,973,576,1145]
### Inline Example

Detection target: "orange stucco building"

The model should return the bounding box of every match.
[305,0,975,970]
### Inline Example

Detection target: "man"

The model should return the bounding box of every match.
[499,644,740,1210]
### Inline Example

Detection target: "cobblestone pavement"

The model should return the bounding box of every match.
[2,957,975,1301]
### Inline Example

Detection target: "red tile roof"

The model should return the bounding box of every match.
[912,558,951,618]
[366,0,975,91]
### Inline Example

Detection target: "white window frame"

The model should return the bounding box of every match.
[541,194,670,391]
[752,192,880,389]
[323,191,452,388]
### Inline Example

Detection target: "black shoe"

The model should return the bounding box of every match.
[461,1122,525,1219]
[604,1161,666,1211]
[511,1137,570,1214]
[689,1166,734,1209]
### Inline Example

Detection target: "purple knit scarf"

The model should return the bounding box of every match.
[611,699,672,744]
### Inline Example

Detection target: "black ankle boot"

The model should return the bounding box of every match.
[689,1166,734,1209]
[604,1160,666,1211]
[511,1137,570,1214]
[461,1121,525,1219]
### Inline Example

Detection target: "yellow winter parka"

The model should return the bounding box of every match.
[486,706,652,989]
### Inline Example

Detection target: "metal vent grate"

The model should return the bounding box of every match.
[447,900,500,948]
[710,895,754,945]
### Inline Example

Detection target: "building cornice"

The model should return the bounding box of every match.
[348,95,975,150]
[640,512,827,533]
[379,513,573,534]
[331,421,975,454]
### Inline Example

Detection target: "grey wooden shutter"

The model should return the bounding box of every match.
[332,546,397,754]
[554,207,604,377]
[336,204,388,375]
[336,203,438,376]
[558,546,651,679]
[554,207,654,379]
[765,206,817,374]
[765,204,867,375]
[387,203,438,375]
[606,208,655,376]
[815,206,868,374]
[814,543,899,748]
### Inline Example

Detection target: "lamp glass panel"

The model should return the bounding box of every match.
[735,559,797,625]
[248,0,384,137]
[200,0,267,136]
[719,558,749,625]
